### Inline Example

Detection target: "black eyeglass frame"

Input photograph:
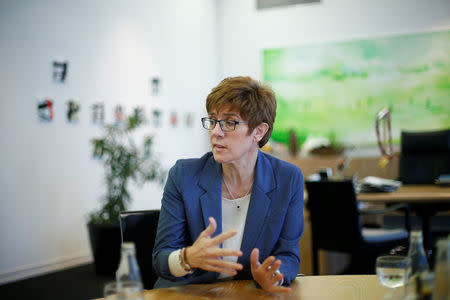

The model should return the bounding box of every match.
[201,117,248,132]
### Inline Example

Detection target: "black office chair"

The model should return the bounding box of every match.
[399,129,450,184]
[119,209,160,289]
[305,179,410,275]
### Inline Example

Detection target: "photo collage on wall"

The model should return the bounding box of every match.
[36,98,196,130]
[36,61,197,129]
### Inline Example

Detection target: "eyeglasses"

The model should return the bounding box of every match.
[201,117,248,132]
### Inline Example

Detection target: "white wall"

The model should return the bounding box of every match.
[0,0,216,284]
[217,0,450,79]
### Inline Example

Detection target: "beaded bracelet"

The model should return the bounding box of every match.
[179,247,193,273]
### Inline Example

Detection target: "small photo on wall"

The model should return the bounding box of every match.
[152,109,162,128]
[150,77,161,96]
[170,111,178,127]
[66,99,80,123]
[37,98,54,122]
[114,105,126,125]
[52,60,68,83]
[92,102,104,124]
[185,112,194,128]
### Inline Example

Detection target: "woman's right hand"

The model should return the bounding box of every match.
[185,217,243,276]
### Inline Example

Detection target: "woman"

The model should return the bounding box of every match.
[152,76,303,293]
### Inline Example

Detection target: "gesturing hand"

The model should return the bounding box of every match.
[250,248,291,293]
[185,217,243,276]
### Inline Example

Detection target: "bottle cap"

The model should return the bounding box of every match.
[411,230,422,238]
[122,242,135,249]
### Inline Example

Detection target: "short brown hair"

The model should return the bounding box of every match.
[205,76,276,147]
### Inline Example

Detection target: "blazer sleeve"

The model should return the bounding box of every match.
[273,168,304,285]
[152,162,193,281]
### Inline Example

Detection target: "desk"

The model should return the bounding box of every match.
[131,276,389,300]
[358,185,450,203]
[359,185,450,250]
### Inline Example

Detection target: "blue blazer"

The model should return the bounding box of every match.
[152,151,304,288]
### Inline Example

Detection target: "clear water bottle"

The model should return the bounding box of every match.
[117,242,142,282]
[407,230,429,275]
[404,231,431,299]
[115,242,143,299]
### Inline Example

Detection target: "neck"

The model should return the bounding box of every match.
[222,149,257,199]
[222,149,258,185]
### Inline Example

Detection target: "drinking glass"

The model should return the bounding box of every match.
[104,281,143,300]
[376,255,411,299]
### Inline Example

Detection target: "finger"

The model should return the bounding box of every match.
[268,260,282,276]
[250,248,260,269]
[211,229,237,245]
[195,247,239,260]
[271,271,283,284]
[261,256,276,270]
[268,286,291,294]
[214,248,243,258]
[220,249,243,257]
[207,259,243,271]
[201,260,243,275]
[199,217,217,238]
[202,264,239,276]
[204,264,237,275]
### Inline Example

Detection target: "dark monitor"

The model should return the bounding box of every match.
[398,129,450,184]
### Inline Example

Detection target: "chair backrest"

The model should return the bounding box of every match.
[399,129,450,184]
[305,179,363,252]
[119,209,160,290]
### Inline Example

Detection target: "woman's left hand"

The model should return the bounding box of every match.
[250,248,291,293]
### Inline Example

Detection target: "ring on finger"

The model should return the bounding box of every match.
[271,269,281,279]
[267,264,278,274]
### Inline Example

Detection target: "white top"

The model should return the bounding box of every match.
[218,193,251,279]
[168,193,251,278]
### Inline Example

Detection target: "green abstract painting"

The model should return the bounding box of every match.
[263,30,450,148]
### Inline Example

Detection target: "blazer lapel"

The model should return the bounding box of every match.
[239,151,276,264]
[198,155,223,236]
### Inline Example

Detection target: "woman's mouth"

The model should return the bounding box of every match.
[213,144,226,150]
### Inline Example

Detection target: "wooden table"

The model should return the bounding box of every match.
[358,185,450,203]
[131,276,390,300]
[359,185,450,249]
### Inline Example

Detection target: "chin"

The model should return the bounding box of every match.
[212,153,225,163]
[211,150,229,164]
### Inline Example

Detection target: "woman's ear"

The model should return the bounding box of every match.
[253,123,269,143]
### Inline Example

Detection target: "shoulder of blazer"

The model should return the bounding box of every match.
[169,152,221,193]
[169,152,215,178]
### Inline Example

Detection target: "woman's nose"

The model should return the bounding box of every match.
[211,121,224,136]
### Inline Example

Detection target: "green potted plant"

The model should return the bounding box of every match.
[87,108,165,275]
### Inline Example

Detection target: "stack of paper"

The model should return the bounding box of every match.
[359,176,402,193]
